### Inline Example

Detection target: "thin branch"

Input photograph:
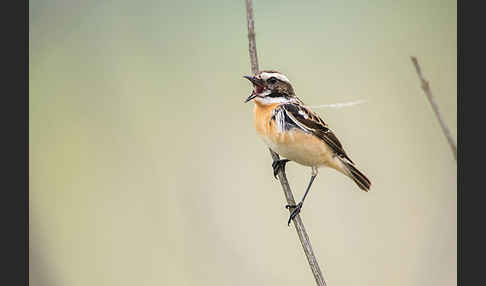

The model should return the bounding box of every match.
[245,0,259,75]
[411,56,457,160]
[245,1,327,285]
[311,99,367,109]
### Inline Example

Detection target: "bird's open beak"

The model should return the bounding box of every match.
[243,75,264,103]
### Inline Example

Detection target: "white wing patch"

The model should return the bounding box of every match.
[273,108,287,133]
[284,109,313,133]
[271,105,314,135]
[298,109,308,119]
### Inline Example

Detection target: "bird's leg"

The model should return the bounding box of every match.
[272,159,290,179]
[285,167,318,226]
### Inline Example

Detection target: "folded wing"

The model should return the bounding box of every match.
[279,102,354,164]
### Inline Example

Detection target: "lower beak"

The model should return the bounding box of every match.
[243,75,263,103]
[244,92,258,103]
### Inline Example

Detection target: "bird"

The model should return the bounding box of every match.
[243,70,371,225]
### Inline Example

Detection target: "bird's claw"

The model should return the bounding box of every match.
[272,159,290,179]
[285,201,303,226]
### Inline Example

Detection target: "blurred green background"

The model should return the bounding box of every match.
[29,0,456,285]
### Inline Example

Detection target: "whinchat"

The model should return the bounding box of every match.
[244,70,371,225]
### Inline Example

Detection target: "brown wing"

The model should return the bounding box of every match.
[281,103,354,164]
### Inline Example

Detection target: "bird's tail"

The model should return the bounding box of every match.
[340,159,371,192]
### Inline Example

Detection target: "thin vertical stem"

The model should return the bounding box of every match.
[244,1,327,285]
[411,56,457,160]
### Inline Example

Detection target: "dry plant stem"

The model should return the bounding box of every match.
[411,57,457,160]
[245,1,327,285]
[246,0,258,75]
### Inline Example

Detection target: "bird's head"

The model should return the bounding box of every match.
[243,70,296,104]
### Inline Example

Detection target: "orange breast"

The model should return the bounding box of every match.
[253,101,278,138]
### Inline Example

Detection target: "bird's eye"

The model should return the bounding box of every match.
[267,77,277,84]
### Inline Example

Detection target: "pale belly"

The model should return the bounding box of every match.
[259,128,341,171]
[252,102,343,172]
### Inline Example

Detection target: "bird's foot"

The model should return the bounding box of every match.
[272,159,290,179]
[285,201,303,226]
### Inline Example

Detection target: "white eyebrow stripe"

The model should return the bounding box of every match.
[260,72,291,83]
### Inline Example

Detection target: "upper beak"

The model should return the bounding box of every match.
[243,75,264,103]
